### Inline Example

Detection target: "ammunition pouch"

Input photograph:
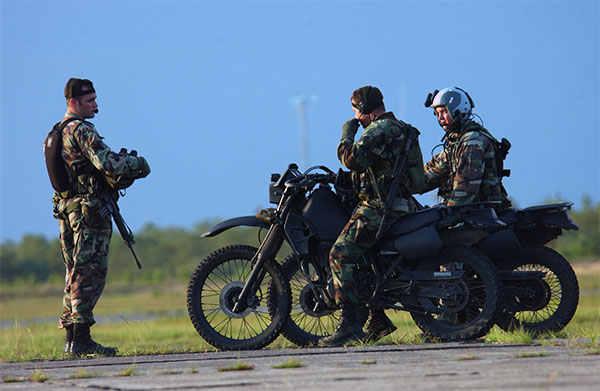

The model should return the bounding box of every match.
[52,195,82,220]
[81,195,109,227]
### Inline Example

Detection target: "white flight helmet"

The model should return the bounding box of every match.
[430,87,474,124]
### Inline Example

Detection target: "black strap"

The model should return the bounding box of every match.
[57,117,84,131]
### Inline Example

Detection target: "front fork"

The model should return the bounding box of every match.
[232,223,285,313]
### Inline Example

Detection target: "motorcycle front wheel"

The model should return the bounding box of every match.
[410,246,502,341]
[187,245,290,350]
[495,246,579,334]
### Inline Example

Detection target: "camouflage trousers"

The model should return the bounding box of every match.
[329,200,404,305]
[56,199,112,328]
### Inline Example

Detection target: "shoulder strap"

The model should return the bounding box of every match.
[58,117,85,132]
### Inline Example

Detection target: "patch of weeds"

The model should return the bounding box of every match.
[217,361,255,372]
[577,327,599,348]
[585,347,600,355]
[3,375,26,383]
[390,332,410,345]
[539,330,568,346]
[485,327,533,344]
[454,354,479,361]
[68,368,101,379]
[189,365,198,373]
[392,332,430,345]
[118,364,140,376]
[409,333,436,344]
[421,334,442,343]
[29,370,50,382]
[272,357,304,369]
[349,338,376,347]
[514,351,551,358]
[389,360,399,364]
[361,359,377,365]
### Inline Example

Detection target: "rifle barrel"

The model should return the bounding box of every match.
[128,244,143,269]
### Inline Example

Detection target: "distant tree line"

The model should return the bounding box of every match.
[548,195,599,261]
[0,219,267,286]
[1,198,598,285]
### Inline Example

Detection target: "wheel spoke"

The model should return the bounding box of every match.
[188,245,288,349]
[279,256,339,344]
[512,263,562,325]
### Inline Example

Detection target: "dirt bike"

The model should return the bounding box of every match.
[474,203,580,333]
[188,164,505,349]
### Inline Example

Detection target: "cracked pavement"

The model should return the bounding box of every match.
[1,340,599,390]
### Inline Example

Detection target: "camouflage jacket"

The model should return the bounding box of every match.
[58,113,143,197]
[422,120,510,208]
[337,112,423,213]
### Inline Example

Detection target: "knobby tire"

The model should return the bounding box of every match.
[495,246,579,334]
[410,246,502,341]
[187,245,290,350]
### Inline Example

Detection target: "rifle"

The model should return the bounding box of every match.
[375,126,419,240]
[98,189,143,269]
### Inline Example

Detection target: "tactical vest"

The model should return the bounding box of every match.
[441,121,510,207]
[44,118,107,197]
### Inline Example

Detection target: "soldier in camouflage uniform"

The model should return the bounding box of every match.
[319,86,424,347]
[48,78,150,356]
[422,87,510,208]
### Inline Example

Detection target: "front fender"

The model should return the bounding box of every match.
[201,216,271,238]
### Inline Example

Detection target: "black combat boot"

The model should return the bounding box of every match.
[70,323,118,356]
[64,324,73,354]
[364,308,397,341]
[318,305,365,347]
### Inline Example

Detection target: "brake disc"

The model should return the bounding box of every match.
[219,281,256,318]
[298,284,335,317]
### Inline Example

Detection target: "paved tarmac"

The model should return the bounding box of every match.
[1,340,598,390]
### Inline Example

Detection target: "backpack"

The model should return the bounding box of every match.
[477,127,511,179]
[43,118,80,193]
[391,120,425,194]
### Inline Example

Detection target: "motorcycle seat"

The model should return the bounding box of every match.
[386,207,442,236]
[496,208,518,225]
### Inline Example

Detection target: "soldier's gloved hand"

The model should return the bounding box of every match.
[135,156,151,178]
[341,118,360,140]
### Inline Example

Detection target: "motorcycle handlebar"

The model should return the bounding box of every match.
[284,172,335,189]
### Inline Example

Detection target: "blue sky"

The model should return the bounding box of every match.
[1,0,598,242]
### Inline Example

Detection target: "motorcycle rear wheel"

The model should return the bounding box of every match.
[495,246,579,334]
[410,246,502,341]
[187,245,290,350]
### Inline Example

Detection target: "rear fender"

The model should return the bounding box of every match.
[201,216,271,238]
[516,203,579,231]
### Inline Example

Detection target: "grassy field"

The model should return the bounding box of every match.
[1,262,598,363]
